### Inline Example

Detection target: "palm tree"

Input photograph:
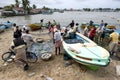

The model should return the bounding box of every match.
[22,0,30,14]
[33,4,37,9]
[15,0,20,7]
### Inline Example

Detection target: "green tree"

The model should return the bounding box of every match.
[22,0,30,14]
[83,8,91,11]
[42,6,50,10]
[99,8,102,11]
[32,4,36,9]
[5,5,14,11]
[115,8,120,11]
[15,0,20,7]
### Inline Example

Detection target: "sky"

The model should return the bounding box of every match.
[0,0,120,9]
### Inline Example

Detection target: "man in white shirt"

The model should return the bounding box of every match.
[54,29,62,55]
[22,30,34,50]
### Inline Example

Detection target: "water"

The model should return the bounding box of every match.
[0,11,120,29]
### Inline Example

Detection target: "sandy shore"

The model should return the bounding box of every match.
[0,28,120,80]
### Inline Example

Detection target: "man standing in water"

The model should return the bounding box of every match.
[40,19,44,32]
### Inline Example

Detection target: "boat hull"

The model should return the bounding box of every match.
[28,23,42,31]
[62,32,110,67]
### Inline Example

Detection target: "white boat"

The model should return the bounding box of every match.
[62,32,110,67]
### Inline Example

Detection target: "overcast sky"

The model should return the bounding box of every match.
[0,0,120,9]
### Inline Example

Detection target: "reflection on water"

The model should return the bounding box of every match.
[24,15,31,20]
[0,11,120,29]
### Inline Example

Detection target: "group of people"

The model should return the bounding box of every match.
[83,20,119,57]
[10,24,34,71]
[5,19,119,71]
[48,20,82,55]
[83,20,110,41]
[9,20,62,71]
[48,21,62,55]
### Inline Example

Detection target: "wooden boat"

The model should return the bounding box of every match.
[106,25,116,29]
[28,23,42,31]
[0,21,14,32]
[0,24,6,32]
[62,33,110,67]
[2,21,14,28]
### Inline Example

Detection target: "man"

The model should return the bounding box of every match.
[40,19,44,32]
[10,33,29,71]
[83,26,89,37]
[89,20,94,26]
[109,30,119,56]
[88,27,96,41]
[68,20,74,28]
[54,29,62,55]
[22,30,34,50]
[73,23,80,33]
[13,26,22,38]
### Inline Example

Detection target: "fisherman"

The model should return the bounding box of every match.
[73,23,80,33]
[22,25,29,33]
[40,19,44,26]
[10,33,29,71]
[89,20,94,26]
[22,30,34,51]
[69,20,75,28]
[52,20,57,26]
[96,20,105,42]
[88,27,96,41]
[13,26,22,38]
[83,26,89,37]
[108,30,119,56]
[40,19,44,32]
[54,29,62,55]
[47,21,51,32]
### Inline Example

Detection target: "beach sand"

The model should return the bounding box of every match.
[0,28,120,80]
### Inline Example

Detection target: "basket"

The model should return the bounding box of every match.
[36,38,44,43]
[41,53,52,61]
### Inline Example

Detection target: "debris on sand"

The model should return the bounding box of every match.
[116,65,120,76]
[28,72,36,77]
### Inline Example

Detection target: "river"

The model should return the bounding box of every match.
[0,11,120,29]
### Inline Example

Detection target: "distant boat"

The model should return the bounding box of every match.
[58,10,64,13]
[42,10,53,14]
[62,33,110,67]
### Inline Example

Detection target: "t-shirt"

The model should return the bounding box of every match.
[89,28,96,37]
[97,26,105,33]
[72,26,78,32]
[22,33,33,44]
[110,32,119,42]
[13,29,22,38]
[54,31,61,42]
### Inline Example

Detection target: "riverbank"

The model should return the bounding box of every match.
[0,28,120,80]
